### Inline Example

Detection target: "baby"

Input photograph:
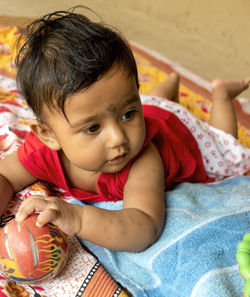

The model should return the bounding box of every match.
[0,8,249,252]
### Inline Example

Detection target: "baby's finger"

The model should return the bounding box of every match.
[15,195,49,222]
[36,208,61,227]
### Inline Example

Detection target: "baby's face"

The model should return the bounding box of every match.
[44,67,145,174]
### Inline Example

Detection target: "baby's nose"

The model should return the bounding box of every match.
[105,124,127,149]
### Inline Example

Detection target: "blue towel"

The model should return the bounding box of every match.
[70,176,250,297]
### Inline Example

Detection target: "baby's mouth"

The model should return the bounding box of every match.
[107,152,128,165]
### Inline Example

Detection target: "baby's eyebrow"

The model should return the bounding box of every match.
[69,115,98,128]
[120,95,140,110]
[107,97,139,113]
[124,96,140,106]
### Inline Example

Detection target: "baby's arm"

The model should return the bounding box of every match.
[0,152,37,216]
[81,142,165,251]
[16,143,165,252]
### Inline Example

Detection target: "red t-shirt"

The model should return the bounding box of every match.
[17,105,211,203]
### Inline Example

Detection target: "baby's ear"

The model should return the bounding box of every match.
[30,120,61,151]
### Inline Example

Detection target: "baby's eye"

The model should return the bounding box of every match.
[82,124,100,134]
[121,110,136,121]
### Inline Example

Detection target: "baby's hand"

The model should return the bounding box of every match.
[15,195,83,236]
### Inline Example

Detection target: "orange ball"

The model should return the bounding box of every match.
[0,214,68,284]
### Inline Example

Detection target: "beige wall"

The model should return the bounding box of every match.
[0,0,250,97]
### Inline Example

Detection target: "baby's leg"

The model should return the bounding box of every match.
[209,78,250,138]
[148,72,180,102]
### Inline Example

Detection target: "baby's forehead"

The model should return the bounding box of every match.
[39,66,139,122]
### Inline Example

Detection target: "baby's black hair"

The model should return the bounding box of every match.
[15,7,139,120]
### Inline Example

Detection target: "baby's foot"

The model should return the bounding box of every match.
[148,72,180,102]
[211,78,250,100]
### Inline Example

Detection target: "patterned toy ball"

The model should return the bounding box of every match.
[0,213,68,284]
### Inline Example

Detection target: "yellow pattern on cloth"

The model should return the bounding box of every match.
[0,26,19,74]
